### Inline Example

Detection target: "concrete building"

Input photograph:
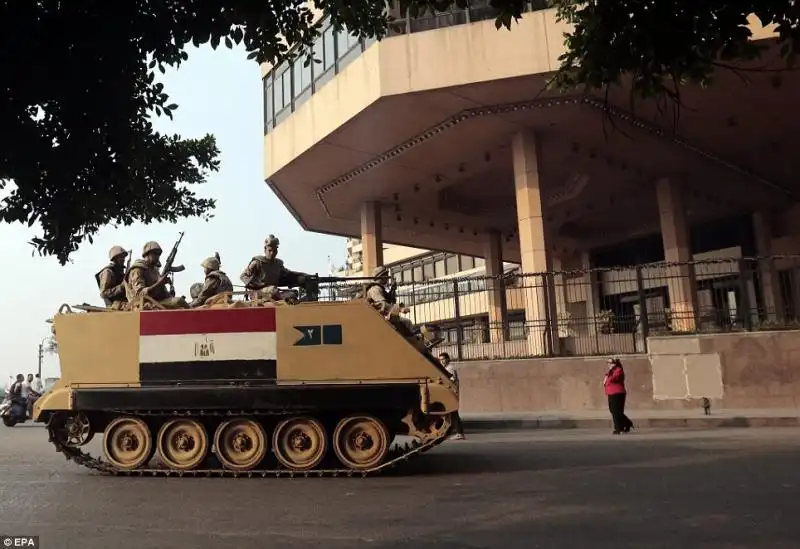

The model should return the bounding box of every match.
[261,5,800,413]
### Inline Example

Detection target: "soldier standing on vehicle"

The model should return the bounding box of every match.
[95,246,128,309]
[190,254,234,308]
[365,266,415,334]
[240,234,310,300]
[125,241,188,309]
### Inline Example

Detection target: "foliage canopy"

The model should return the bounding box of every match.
[1,0,795,264]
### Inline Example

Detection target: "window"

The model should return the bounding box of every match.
[323,26,336,71]
[274,65,288,111]
[446,254,459,274]
[293,54,312,94]
[282,67,292,109]
[263,78,273,131]
[474,257,485,269]
[413,265,423,282]
[434,259,445,278]
[423,262,435,280]
[337,28,360,58]
[461,255,474,270]
[401,268,412,282]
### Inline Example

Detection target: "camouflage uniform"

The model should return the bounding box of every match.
[95,245,129,309]
[365,266,415,334]
[190,255,234,308]
[125,241,188,309]
[240,234,309,300]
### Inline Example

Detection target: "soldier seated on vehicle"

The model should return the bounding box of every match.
[240,234,311,303]
[364,266,416,337]
[189,254,234,308]
[95,246,129,310]
[124,241,188,310]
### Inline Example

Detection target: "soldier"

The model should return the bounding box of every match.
[364,266,415,335]
[124,241,188,309]
[190,254,234,308]
[95,246,128,309]
[240,234,310,301]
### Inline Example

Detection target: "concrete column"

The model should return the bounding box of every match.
[484,230,508,343]
[360,201,383,275]
[752,211,784,323]
[656,178,697,332]
[512,130,558,356]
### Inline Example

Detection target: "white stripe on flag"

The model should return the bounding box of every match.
[139,332,277,364]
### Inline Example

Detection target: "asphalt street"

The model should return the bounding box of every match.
[1,424,799,549]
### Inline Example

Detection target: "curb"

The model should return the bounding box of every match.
[462,416,800,431]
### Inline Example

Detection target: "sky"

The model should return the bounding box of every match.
[0,45,347,381]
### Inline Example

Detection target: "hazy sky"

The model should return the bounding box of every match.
[0,45,347,381]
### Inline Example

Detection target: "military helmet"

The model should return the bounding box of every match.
[108,245,128,261]
[373,265,389,278]
[265,234,280,248]
[201,256,220,271]
[142,241,162,256]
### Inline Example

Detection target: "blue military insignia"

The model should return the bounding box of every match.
[293,324,343,346]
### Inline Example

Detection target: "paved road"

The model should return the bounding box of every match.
[1,425,799,549]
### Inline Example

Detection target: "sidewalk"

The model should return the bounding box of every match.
[461,408,800,431]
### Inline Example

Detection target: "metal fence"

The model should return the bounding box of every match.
[316,256,800,361]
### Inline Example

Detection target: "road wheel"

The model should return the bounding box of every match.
[102,416,153,470]
[157,418,209,470]
[2,416,16,427]
[332,415,390,471]
[272,416,327,471]
[214,418,268,471]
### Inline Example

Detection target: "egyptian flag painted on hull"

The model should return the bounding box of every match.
[138,308,277,384]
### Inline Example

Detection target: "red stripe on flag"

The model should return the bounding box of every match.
[140,307,277,336]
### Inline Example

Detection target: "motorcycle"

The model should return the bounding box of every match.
[0,392,36,427]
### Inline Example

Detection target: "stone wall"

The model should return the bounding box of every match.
[455,330,800,413]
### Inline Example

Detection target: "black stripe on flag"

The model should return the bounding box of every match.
[139,360,277,385]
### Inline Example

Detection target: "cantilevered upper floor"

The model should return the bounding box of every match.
[260,4,799,265]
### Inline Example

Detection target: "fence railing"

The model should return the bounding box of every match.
[315,255,800,361]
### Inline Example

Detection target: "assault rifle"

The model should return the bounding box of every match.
[161,232,186,296]
[125,249,132,271]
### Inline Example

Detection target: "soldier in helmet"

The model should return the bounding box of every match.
[95,246,129,309]
[190,253,234,308]
[240,234,310,300]
[124,241,188,309]
[364,266,414,335]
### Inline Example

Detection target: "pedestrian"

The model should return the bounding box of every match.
[603,358,634,434]
[439,352,465,440]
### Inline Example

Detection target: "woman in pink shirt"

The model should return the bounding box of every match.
[604,358,634,434]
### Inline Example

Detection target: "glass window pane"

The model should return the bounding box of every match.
[312,36,325,80]
[434,260,445,278]
[273,73,283,111]
[474,257,485,269]
[423,262,434,280]
[264,80,273,127]
[293,53,312,93]
[282,69,292,108]
[446,254,459,274]
[323,27,336,70]
[461,255,474,270]
[401,268,411,282]
[413,266,422,282]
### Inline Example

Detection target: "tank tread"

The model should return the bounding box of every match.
[46,408,450,478]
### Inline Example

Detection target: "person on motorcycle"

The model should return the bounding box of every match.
[25,374,41,418]
[8,374,23,402]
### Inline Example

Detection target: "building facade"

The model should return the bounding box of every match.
[261,5,800,361]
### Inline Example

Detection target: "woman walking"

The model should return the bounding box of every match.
[604,358,634,434]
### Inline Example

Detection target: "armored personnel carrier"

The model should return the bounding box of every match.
[34,287,459,477]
